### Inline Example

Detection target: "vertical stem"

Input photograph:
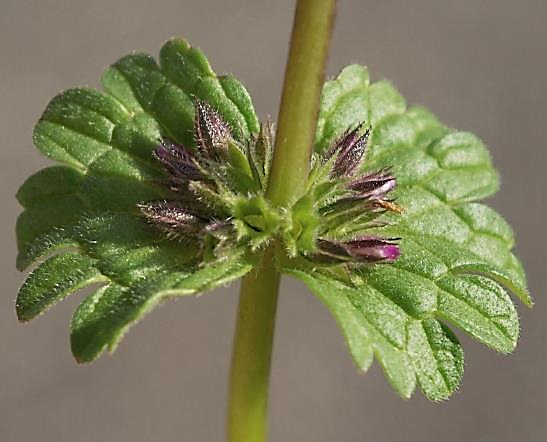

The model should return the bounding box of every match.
[267,0,336,206]
[228,249,280,442]
[228,1,335,441]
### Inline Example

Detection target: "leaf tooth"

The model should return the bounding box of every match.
[407,319,464,401]
[16,228,79,271]
[436,274,519,354]
[17,252,107,322]
[71,255,253,363]
[287,269,416,398]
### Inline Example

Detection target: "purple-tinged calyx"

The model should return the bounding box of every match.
[137,201,207,238]
[309,123,403,265]
[153,140,203,189]
[325,124,370,178]
[319,168,400,217]
[194,100,232,160]
[139,99,274,256]
[349,169,396,200]
[316,236,400,264]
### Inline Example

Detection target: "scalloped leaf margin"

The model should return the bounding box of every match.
[290,65,531,400]
[16,39,259,362]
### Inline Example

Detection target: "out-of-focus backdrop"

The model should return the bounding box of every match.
[1,1,546,441]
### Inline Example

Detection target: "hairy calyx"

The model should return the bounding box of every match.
[138,100,402,265]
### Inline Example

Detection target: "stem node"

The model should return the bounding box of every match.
[228,1,335,440]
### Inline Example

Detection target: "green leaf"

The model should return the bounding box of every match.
[71,251,252,362]
[16,166,85,207]
[298,64,530,400]
[407,319,463,400]
[288,266,464,401]
[288,268,417,398]
[16,39,259,362]
[17,253,107,322]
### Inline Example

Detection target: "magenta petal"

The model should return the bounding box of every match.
[316,236,400,264]
[377,244,400,261]
[346,236,400,262]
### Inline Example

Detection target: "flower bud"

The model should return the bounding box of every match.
[137,201,206,238]
[326,125,370,178]
[349,169,396,200]
[194,100,231,160]
[317,236,400,264]
[154,140,203,187]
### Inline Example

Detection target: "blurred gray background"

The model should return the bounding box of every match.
[1,1,546,441]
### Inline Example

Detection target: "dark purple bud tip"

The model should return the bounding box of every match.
[317,236,400,264]
[326,124,370,178]
[194,100,231,159]
[154,140,203,184]
[349,169,396,199]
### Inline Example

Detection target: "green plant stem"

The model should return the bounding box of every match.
[227,1,335,441]
[228,249,280,442]
[267,0,336,206]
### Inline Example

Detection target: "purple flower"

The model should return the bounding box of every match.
[316,236,400,264]
[325,124,370,178]
[316,124,403,252]
[138,99,242,250]
[194,100,231,160]
[319,167,401,217]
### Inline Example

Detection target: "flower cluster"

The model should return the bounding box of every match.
[138,101,401,265]
[138,100,277,258]
[305,124,402,264]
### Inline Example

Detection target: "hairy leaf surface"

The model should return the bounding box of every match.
[17,45,529,400]
[16,39,258,361]
[294,65,530,400]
